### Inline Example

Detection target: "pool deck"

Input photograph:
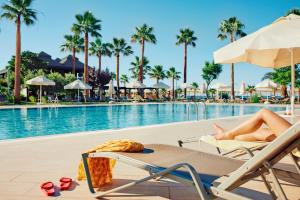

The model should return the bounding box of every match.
[0,112,299,199]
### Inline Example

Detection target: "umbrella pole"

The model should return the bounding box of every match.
[78,89,80,103]
[291,48,295,115]
[40,85,42,104]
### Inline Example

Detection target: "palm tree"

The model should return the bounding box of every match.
[148,65,166,83]
[218,17,246,100]
[176,28,197,98]
[1,0,37,103]
[286,8,300,16]
[131,24,156,83]
[120,74,129,88]
[166,67,181,100]
[129,56,151,80]
[149,65,166,98]
[89,38,112,73]
[60,34,84,74]
[246,85,256,98]
[191,82,199,100]
[72,11,101,86]
[109,38,133,95]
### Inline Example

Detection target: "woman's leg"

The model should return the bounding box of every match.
[214,108,291,140]
[234,128,277,142]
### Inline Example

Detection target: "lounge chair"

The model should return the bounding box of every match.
[82,123,300,199]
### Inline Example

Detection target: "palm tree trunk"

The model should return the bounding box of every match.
[139,39,145,83]
[184,42,187,98]
[14,16,21,103]
[84,32,89,96]
[72,48,76,74]
[98,51,102,73]
[116,53,120,97]
[172,78,175,100]
[156,78,159,98]
[230,34,235,100]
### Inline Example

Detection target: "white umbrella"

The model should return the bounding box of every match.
[255,79,278,102]
[240,82,246,99]
[127,81,146,88]
[152,82,170,89]
[108,80,115,98]
[64,79,92,102]
[26,76,55,104]
[211,82,231,99]
[214,14,300,115]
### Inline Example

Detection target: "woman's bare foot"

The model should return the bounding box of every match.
[213,123,225,135]
[212,124,233,140]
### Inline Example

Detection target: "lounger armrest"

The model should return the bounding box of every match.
[221,143,267,158]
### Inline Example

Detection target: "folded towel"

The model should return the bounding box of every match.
[77,139,144,188]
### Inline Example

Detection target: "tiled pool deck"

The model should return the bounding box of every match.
[0,110,299,199]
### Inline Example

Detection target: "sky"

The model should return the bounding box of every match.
[0,0,299,87]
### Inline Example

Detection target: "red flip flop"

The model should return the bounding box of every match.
[40,181,55,196]
[59,177,72,190]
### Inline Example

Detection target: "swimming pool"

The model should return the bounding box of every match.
[0,104,285,140]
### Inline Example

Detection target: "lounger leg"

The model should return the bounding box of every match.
[260,173,277,200]
[82,153,96,194]
[288,153,300,174]
[264,162,288,200]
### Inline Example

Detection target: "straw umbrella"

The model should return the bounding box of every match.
[26,76,55,104]
[108,80,116,98]
[64,79,92,102]
[214,14,300,115]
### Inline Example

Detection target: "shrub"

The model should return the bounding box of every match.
[41,96,47,104]
[250,94,260,103]
[6,95,15,103]
[28,95,36,103]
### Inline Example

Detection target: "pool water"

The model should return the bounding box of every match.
[0,104,285,140]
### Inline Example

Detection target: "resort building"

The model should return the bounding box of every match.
[0,51,87,77]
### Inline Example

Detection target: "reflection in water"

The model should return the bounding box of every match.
[0,104,286,140]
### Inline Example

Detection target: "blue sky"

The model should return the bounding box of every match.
[0,0,299,87]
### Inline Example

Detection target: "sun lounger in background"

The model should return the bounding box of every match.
[82,123,300,199]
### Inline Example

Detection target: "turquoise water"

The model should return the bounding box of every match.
[0,104,285,140]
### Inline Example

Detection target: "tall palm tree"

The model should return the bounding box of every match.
[191,82,199,100]
[176,28,197,98]
[217,17,246,100]
[131,24,156,83]
[109,38,133,95]
[129,56,151,80]
[89,38,112,73]
[120,74,129,87]
[149,65,166,98]
[166,67,181,100]
[1,0,37,103]
[72,11,101,86]
[60,34,84,74]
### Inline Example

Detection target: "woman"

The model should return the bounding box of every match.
[213,108,292,142]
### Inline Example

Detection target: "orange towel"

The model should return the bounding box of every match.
[77,139,144,188]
